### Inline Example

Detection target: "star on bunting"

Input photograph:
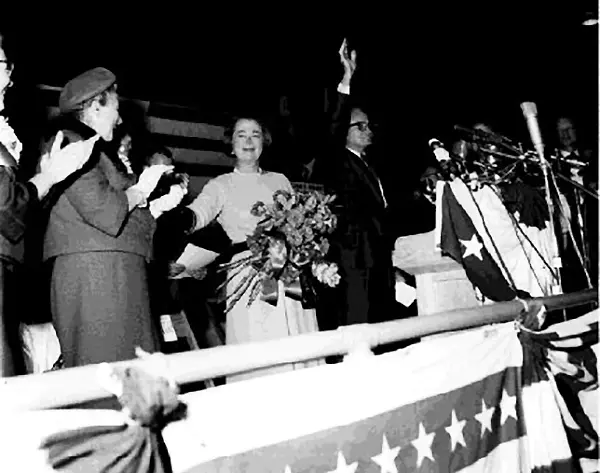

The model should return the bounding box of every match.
[474,399,495,437]
[499,389,517,424]
[445,410,467,451]
[459,234,484,260]
[411,423,435,468]
[371,434,401,473]
[327,451,358,473]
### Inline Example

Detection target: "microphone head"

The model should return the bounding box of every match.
[521,102,537,117]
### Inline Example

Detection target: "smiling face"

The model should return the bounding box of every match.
[346,108,373,154]
[232,118,264,164]
[83,89,121,141]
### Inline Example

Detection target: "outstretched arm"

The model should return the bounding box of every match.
[314,39,358,187]
[329,38,357,142]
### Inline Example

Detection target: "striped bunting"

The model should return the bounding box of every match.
[1,313,596,471]
[157,320,575,472]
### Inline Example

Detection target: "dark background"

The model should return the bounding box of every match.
[2,3,598,232]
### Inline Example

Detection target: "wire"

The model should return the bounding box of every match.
[490,186,556,274]
[462,181,520,293]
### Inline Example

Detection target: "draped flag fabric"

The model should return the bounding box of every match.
[435,180,517,301]
[519,310,599,472]
[435,179,558,300]
[158,317,594,472]
[0,312,596,472]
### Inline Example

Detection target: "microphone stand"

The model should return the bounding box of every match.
[524,135,566,309]
[549,165,594,292]
[555,172,599,200]
[486,142,595,295]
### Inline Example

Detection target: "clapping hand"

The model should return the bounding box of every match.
[40,130,101,184]
[149,180,188,219]
[135,164,174,200]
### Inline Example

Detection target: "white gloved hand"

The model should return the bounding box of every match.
[40,131,101,184]
[149,184,187,219]
[131,164,174,200]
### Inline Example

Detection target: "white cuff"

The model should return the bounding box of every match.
[127,186,148,208]
[149,200,162,219]
[337,82,350,95]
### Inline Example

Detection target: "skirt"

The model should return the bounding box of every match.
[50,251,161,368]
[225,251,323,383]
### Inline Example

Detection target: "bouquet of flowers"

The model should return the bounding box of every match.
[219,189,340,312]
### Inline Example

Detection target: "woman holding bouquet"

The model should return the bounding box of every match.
[177,116,323,382]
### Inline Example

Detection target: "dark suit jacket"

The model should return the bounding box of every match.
[0,164,39,265]
[42,119,155,262]
[312,90,395,327]
[324,148,390,268]
[314,91,391,268]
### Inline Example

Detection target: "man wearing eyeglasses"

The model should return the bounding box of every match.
[315,39,394,332]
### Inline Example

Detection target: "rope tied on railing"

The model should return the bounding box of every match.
[39,349,186,473]
[336,324,379,361]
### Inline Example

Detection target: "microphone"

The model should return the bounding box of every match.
[429,138,466,163]
[428,138,451,162]
[520,102,545,159]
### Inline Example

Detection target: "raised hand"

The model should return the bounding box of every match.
[338,38,357,79]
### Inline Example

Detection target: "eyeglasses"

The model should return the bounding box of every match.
[0,59,13,71]
[349,121,372,132]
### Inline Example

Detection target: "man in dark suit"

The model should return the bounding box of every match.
[315,40,395,329]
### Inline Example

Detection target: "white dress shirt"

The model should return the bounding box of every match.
[346,147,388,208]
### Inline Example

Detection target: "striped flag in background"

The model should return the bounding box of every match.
[158,314,595,472]
[36,85,233,194]
[35,86,325,197]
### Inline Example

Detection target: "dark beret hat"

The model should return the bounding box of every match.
[59,67,117,112]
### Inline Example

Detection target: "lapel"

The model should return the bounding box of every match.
[98,152,136,190]
[346,149,385,207]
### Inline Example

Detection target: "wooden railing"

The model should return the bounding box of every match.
[0,289,596,412]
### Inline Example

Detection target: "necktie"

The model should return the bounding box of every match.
[359,154,387,207]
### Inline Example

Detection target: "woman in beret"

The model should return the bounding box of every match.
[42,66,187,368]
[0,31,99,376]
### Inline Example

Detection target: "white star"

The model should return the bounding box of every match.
[459,234,484,260]
[445,410,467,451]
[326,451,358,473]
[499,389,517,424]
[411,423,435,468]
[474,399,495,437]
[371,434,401,473]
